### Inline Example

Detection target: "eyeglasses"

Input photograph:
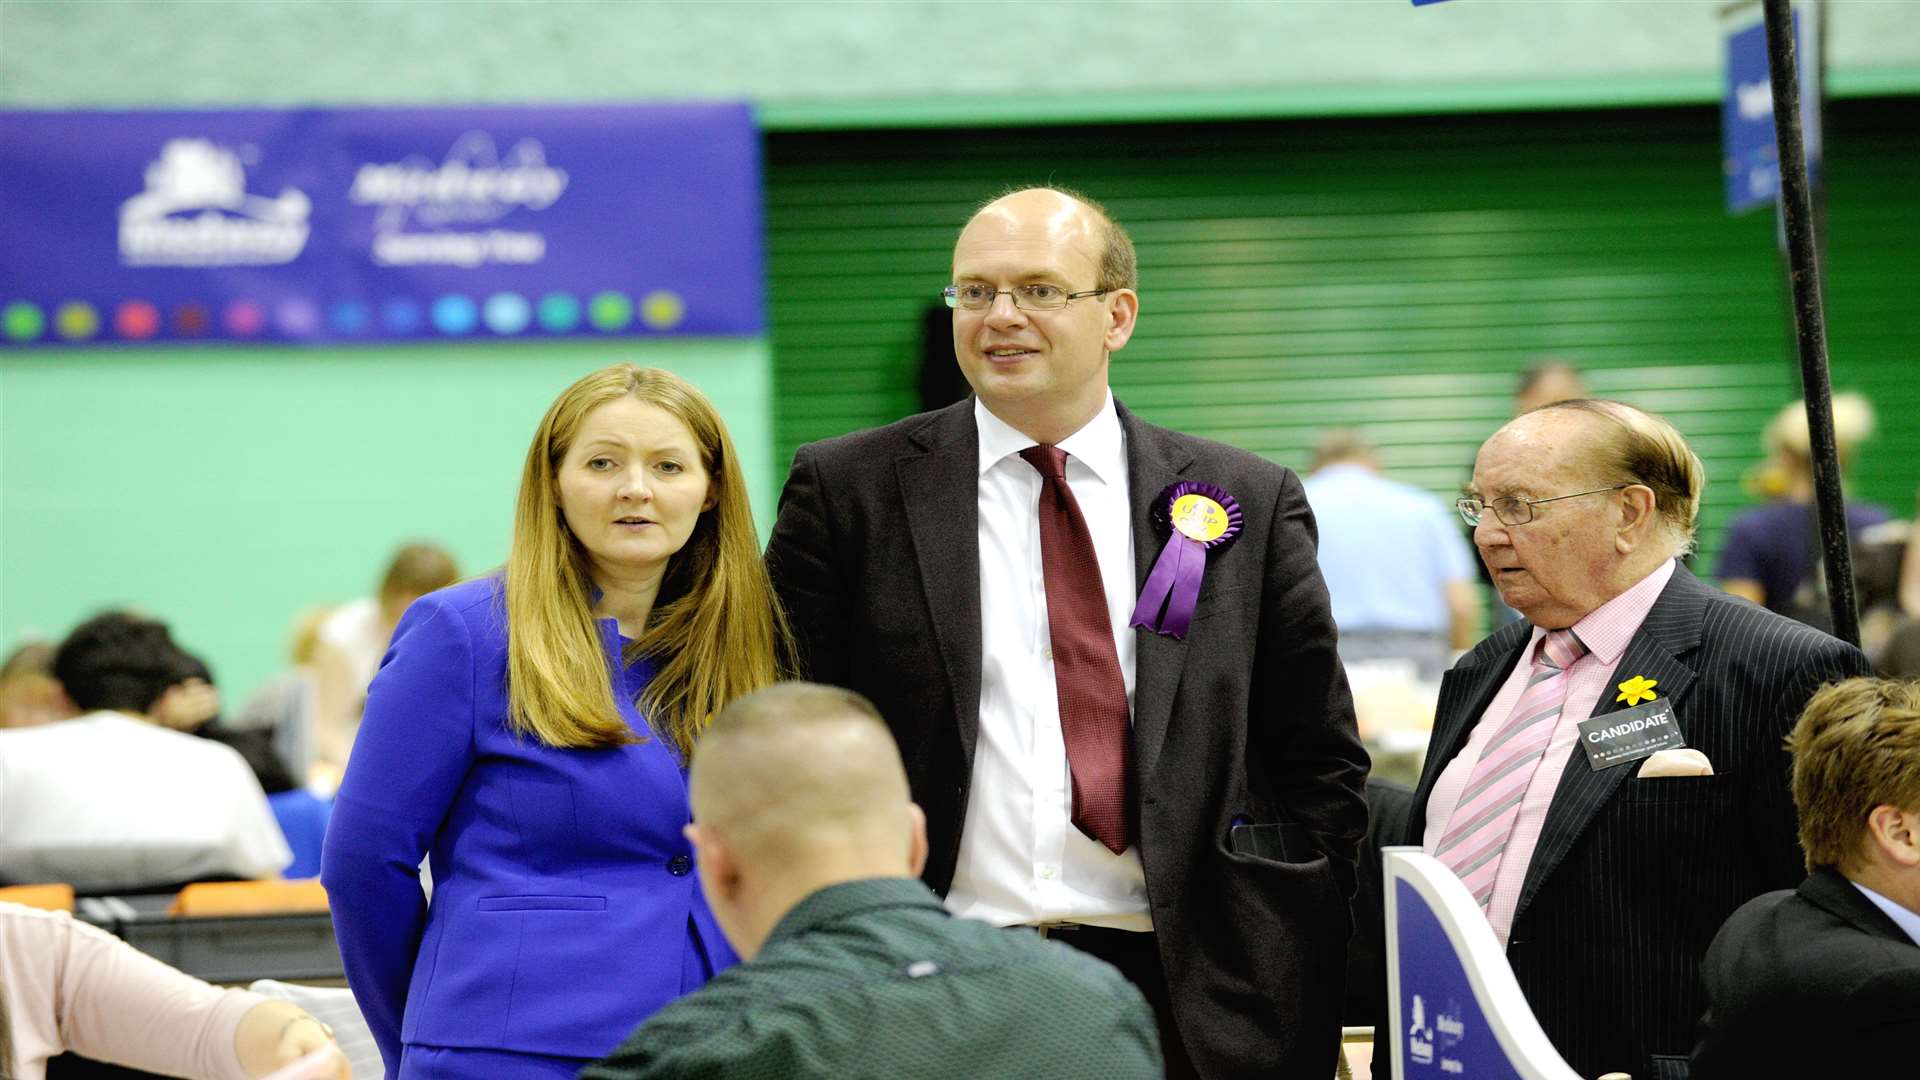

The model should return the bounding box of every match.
[1456,484,1631,527]
[943,283,1110,311]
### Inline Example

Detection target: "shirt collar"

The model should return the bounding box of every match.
[1853,881,1920,946]
[975,391,1124,486]
[763,877,947,949]
[1526,558,1677,665]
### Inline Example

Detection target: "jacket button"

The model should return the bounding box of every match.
[668,855,692,876]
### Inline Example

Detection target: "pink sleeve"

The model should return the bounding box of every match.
[41,907,263,1080]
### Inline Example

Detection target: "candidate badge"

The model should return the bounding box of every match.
[1129,481,1242,640]
[1615,675,1659,707]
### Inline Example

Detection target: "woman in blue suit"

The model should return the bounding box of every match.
[322,364,790,1078]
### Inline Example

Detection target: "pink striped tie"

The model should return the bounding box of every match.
[1435,628,1588,909]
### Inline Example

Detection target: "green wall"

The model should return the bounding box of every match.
[0,339,771,700]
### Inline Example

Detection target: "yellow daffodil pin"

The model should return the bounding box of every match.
[1616,675,1659,707]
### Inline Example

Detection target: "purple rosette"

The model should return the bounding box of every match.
[1128,481,1243,639]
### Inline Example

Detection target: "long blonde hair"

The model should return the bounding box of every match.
[504,364,790,755]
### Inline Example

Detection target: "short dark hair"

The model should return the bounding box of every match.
[51,612,191,714]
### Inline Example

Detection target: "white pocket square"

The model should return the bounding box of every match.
[1636,748,1714,778]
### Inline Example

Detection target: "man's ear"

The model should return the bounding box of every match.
[1103,289,1139,354]
[1615,484,1659,554]
[686,823,742,898]
[905,802,930,878]
[1867,805,1920,869]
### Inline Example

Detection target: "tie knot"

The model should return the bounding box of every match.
[1019,444,1069,483]
[1536,629,1587,672]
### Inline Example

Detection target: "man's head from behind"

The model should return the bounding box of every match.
[949,186,1139,444]
[1790,678,1920,905]
[51,612,193,717]
[1469,399,1702,629]
[686,681,927,959]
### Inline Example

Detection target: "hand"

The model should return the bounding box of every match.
[151,677,221,730]
[236,1000,350,1078]
[270,1017,350,1079]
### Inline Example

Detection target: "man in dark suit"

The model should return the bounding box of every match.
[765,187,1369,1079]
[1391,399,1870,1080]
[1692,676,1920,1077]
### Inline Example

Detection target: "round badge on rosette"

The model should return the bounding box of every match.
[1128,481,1243,639]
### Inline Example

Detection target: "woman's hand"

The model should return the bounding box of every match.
[234,999,351,1078]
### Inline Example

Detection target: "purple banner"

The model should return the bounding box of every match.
[0,104,763,347]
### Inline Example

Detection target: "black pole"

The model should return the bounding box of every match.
[1762,0,1859,647]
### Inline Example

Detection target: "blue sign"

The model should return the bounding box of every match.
[1385,849,1582,1079]
[1723,11,1822,214]
[0,104,764,346]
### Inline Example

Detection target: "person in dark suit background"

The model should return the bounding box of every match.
[1388,399,1870,1080]
[1692,677,1920,1077]
[764,187,1369,1079]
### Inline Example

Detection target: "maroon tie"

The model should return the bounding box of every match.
[1020,444,1134,855]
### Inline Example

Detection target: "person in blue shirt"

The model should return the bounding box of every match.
[321,363,791,1079]
[1304,429,1478,679]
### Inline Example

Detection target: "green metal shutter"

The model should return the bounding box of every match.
[764,100,1920,569]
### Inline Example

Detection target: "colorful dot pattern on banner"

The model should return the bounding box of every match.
[3,302,44,341]
[56,302,100,340]
[1,290,686,344]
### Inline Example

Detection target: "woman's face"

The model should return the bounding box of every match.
[555,396,714,582]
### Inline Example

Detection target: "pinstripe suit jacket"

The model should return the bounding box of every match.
[1402,564,1869,1080]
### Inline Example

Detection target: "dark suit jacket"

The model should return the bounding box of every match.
[765,398,1371,1079]
[1692,866,1920,1077]
[1390,565,1870,1080]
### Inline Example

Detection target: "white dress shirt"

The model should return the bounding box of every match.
[946,393,1152,931]
[1854,881,1920,947]
[0,711,292,891]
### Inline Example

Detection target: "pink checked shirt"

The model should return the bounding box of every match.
[1423,558,1676,946]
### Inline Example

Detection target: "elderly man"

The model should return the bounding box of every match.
[581,682,1162,1080]
[766,187,1368,1078]
[1692,677,1920,1076]
[1392,400,1870,1080]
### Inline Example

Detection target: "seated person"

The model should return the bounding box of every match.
[0,900,347,1080]
[581,682,1162,1080]
[165,648,299,795]
[0,641,75,730]
[1692,677,1920,1076]
[0,613,290,892]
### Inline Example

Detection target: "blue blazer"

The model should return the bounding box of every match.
[321,577,735,1074]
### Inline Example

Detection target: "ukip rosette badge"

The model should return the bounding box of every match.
[1129,481,1243,639]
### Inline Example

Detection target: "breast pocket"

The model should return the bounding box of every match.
[1622,772,1734,806]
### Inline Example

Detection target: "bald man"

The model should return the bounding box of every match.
[766,187,1368,1078]
[581,682,1161,1080]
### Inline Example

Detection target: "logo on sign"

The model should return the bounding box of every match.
[118,139,311,267]
[350,132,567,268]
[1408,993,1435,1065]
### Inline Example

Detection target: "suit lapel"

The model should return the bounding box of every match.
[897,403,986,765]
[1119,404,1194,785]
[1515,565,1707,921]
